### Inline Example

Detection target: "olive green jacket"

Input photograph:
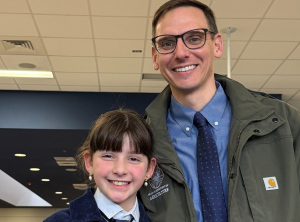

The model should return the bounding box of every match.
[139,74,300,222]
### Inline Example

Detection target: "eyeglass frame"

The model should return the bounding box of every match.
[151,28,216,55]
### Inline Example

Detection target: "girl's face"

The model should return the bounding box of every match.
[84,134,156,211]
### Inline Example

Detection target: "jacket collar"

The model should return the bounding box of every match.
[69,187,103,222]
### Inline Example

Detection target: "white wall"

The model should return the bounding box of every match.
[0,208,65,222]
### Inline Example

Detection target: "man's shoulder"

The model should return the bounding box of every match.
[44,209,71,222]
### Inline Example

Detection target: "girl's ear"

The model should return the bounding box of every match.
[146,158,157,179]
[84,151,93,174]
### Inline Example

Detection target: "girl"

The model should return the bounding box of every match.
[45,109,156,222]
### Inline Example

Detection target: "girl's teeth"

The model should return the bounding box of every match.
[112,181,128,186]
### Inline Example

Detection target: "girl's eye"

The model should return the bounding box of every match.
[102,154,113,158]
[129,157,140,162]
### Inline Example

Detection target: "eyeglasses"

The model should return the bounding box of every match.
[152,28,215,54]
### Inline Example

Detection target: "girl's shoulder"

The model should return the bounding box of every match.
[43,209,71,222]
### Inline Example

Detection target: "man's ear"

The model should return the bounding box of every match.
[214,33,223,59]
[146,158,157,179]
[152,47,160,70]
[84,151,93,174]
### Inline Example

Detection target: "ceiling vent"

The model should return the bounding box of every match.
[2,40,34,52]
[73,184,88,190]
[54,157,77,166]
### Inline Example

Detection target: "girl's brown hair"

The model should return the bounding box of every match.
[76,109,154,178]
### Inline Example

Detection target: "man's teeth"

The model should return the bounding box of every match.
[175,65,196,72]
[111,181,129,186]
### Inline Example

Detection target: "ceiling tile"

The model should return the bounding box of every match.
[28,0,89,15]
[93,17,147,39]
[275,60,300,75]
[50,56,97,72]
[35,15,92,38]
[291,90,300,100]
[43,38,95,56]
[232,60,282,75]
[263,75,300,88]
[143,58,160,74]
[220,41,247,59]
[100,74,141,87]
[289,44,300,59]
[60,85,99,92]
[217,19,260,41]
[15,78,57,85]
[56,72,98,86]
[214,59,236,75]
[149,0,211,16]
[19,84,59,91]
[0,0,29,13]
[231,75,270,88]
[95,40,144,57]
[287,100,300,110]
[0,78,15,84]
[141,86,165,93]
[211,0,271,18]
[0,84,19,90]
[253,20,300,41]
[0,14,38,36]
[147,19,153,40]
[1,55,52,70]
[260,88,299,101]
[141,80,167,87]
[0,59,6,69]
[266,0,300,19]
[241,42,298,59]
[90,0,149,16]
[101,86,139,92]
[97,58,142,74]
[145,40,153,58]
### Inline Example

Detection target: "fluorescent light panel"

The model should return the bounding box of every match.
[0,70,53,78]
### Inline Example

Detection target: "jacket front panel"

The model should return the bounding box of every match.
[139,74,300,222]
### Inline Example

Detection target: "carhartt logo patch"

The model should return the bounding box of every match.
[263,177,279,190]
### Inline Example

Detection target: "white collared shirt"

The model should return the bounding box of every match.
[94,187,140,222]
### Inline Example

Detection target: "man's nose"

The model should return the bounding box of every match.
[112,159,127,175]
[174,38,190,59]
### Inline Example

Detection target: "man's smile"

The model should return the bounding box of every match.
[173,65,197,72]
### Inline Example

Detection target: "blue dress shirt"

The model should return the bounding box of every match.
[166,81,231,222]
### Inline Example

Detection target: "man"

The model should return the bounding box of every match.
[139,0,300,222]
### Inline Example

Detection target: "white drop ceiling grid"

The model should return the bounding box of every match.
[0,0,299,108]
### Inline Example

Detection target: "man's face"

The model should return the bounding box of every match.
[152,6,222,96]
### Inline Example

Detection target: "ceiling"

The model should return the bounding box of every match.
[0,0,300,208]
[0,0,299,109]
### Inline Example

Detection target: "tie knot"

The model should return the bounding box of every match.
[193,112,207,129]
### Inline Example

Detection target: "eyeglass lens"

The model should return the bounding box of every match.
[155,29,206,54]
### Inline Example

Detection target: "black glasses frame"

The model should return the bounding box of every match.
[151,28,215,54]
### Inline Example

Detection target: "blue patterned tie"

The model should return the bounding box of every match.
[193,112,227,222]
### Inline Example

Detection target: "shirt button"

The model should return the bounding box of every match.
[214,122,218,126]
[186,127,190,131]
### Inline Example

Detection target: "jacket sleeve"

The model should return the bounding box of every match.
[43,209,71,222]
[287,104,300,182]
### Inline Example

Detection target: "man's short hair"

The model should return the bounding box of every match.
[152,0,218,39]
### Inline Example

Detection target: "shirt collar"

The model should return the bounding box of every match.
[169,81,228,135]
[94,187,140,222]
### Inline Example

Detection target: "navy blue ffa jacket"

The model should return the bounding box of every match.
[44,187,151,222]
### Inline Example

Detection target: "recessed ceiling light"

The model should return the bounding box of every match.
[55,192,62,194]
[15,153,26,157]
[0,70,53,78]
[65,168,77,172]
[41,179,50,182]
[61,197,68,200]
[18,63,36,69]
[66,202,69,205]
[30,168,40,171]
